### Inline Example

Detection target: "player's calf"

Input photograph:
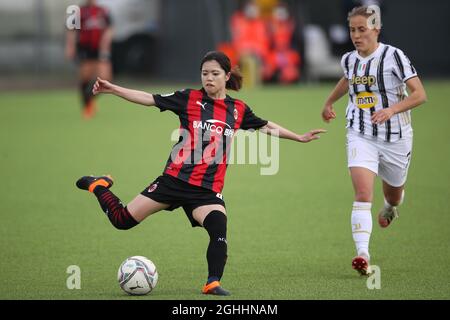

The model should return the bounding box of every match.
[76,175,138,230]
[202,210,229,295]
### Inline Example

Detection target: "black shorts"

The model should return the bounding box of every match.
[140,174,226,227]
[76,45,100,61]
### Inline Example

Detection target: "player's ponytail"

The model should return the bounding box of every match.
[226,65,243,91]
[200,51,243,91]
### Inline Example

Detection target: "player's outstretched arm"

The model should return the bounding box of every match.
[92,77,156,106]
[260,121,326,143]
[322,76,349,123]
[65,30,76,61]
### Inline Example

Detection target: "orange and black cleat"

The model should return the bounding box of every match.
[76,175,114,193]
[82,101,96,120]
[202,281,230,296]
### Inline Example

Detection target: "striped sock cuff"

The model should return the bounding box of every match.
[352,201,372,211]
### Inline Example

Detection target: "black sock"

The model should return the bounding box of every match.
[203,211,228,283]
[80,79,95,107]
[93,186,138,230]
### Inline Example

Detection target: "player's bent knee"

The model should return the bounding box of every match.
[113,223,133,231]
[354,189,373,202]
[109,207,139,231]
[110,219,136,231]
[203,210,227,236]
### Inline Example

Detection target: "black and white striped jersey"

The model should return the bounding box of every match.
[341,43,418,142]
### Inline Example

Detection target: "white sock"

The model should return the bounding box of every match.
[351,201,372,259]
[384,190,405,209]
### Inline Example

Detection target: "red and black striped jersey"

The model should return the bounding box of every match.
[153,88,268,193]
[77,5,112,50]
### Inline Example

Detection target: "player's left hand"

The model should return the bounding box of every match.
[298,129,327,143]
[371,108,395,125]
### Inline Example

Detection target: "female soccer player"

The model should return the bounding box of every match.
[321,6,427,275]
[65,0,113,119]
[76,51,325,295]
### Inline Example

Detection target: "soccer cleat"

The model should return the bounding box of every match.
[202,281,231,296]
[378,206,399,228]
[352,255,372,276]
[76,175,114,193]
[82,101,96,120]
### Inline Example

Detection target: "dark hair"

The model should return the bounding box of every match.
[200,51,243,91]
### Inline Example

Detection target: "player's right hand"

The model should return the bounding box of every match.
[321,104,336,123]
[92,77,114,95]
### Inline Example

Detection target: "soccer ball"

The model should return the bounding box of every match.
[117,256,158,295]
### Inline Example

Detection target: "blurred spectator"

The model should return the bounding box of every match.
[229,0,270,87]
[65,0,113,119]
[221,0,301,86]
[254,0,279,19]
[265,2,301,83]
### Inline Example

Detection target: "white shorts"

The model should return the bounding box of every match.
[346,129,413,187]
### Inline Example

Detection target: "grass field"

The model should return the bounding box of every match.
[0,80,449,300]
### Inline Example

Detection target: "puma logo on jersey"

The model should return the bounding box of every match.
[233,108,238,120]
[351,75,376,86]
[196,101,207,110]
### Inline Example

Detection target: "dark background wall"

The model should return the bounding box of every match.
[146,0,450,82]
[153,0,236,82]
[381,0,450,77]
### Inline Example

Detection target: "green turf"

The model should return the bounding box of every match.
[0,81,449,299]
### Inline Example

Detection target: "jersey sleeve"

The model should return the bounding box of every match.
[341,52,352,79]
[240,104,268,130]
[153,89,190,115]
[392,49,418,82]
